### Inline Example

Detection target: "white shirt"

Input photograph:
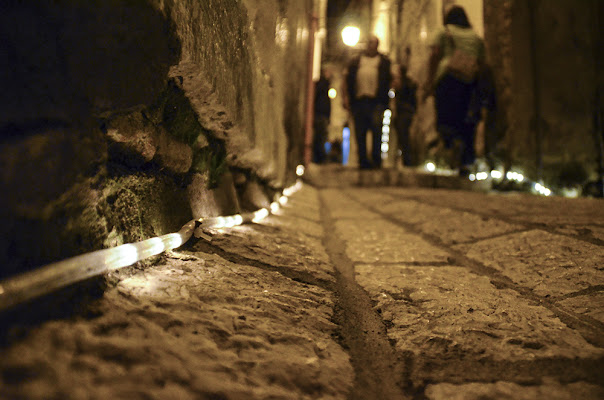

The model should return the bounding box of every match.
[356,55,381,98]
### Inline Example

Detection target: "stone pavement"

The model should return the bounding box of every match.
[1,166,603,399]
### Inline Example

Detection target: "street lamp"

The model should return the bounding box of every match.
[341,25,360,47]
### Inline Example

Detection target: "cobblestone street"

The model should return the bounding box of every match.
[1,176,603,399]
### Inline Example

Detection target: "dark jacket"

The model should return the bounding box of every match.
[314,75,331,118]
[396,76,417,115]
[346,54,391,107]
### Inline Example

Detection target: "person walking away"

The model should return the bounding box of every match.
[423,5,485,176]
[312,68,332,164]
[393,62,418,167]
[468,64,498,171]
[343,35,392,170]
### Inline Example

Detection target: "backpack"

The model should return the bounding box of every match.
[445,28,479,83]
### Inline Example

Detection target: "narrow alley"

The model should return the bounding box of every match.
[1,1,603,399]
[2,171,602,399]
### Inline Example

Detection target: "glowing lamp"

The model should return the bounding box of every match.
[342,26,360,47]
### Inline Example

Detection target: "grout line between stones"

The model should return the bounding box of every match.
[318,190,413,400]
[341,190,604,348]
[374,191,604,247]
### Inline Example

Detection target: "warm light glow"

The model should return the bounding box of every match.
[270,202,280,213]
[342,26,360,47]
[143,238,165,257]
[384,109,392,118]
[561,188,579,198]
[162,233,183,250]
[107,244,139,270]
[506,171,525,182]
[426,162,436,172]
[469,174,476,181]
[223,216,236,228]
[275,18,289,47]
[476,172,489,181]
[491,170,503,180]
[382,125,390,134]
[534,182,552,196]
[278,195,288,206]
[253,208,269,223]
[296,165,305,176]
[328,88,337,99]
[419,16,428,41]
[388,89,395,99]
[381,143,389,152]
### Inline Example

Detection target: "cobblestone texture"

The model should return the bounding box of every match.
[1,176,603,399]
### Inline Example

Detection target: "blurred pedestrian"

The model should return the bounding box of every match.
[469,64,498,170]
[343,35,392,170]
[423,5,485,176]
[393,58,418,167]
[312,68,332,164]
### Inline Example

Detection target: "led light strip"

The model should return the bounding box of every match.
[0,180,303,311]
[424,162,554,197]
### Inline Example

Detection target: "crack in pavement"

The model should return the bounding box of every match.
[319,191,412,400]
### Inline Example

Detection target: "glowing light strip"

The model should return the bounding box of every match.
[422,163,555,196]
[195,180,303,231]
[0,220,196,311]
[381,109,391,159]
[0,180,304,311]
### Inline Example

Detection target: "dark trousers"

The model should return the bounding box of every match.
[351,98,384,169]
[395,111,414,166]
[312,114,329,164]
[434,74,477,167]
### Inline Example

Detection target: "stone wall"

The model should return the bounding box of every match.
[506,0,601,188]
[0,0,312,279]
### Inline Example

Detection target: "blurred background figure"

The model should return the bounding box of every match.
[343,35,392,170]
[312,68,332,164]
[424,5,485,176]
[393,47,418,168]
[469,63,498,171]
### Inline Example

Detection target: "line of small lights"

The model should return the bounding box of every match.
[0,176,305,311]
[381,109,392,159]
[425,162,554,196]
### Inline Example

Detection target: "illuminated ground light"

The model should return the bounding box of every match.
[490,170,503,180]
[534,182,552,196]
[476,171,489,181]
[296,165,305,176]
[381,109,391,159]
[425,162,436,172]
[506,171,525,182]
[328,88,337,99]
[561,187,580,198]
[252,208,270,223]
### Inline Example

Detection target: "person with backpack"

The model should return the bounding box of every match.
[423,5,485,176]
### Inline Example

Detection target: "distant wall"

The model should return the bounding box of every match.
[0,0,312,279]
[504,0,601,186]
